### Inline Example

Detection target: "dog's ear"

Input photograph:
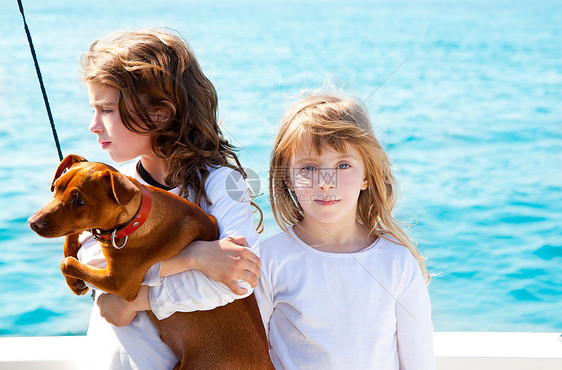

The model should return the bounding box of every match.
[51,154,88,192]
[101,170,138,206]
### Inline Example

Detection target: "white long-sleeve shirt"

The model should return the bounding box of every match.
[255,226,435,370]
[77,161,259,370]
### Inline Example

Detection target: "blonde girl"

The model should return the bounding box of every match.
[255,93,435,369]
[77,29,261,369]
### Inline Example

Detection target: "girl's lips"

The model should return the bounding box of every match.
[315,199,339,206]
[99,140,111,149]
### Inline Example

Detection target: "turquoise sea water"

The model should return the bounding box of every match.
[1,0,561,336]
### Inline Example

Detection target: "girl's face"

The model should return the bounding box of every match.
[87,82,153,163]
[290,141,368,227]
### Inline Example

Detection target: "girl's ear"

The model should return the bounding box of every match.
[361,179,368,190]
[151,100,176,123]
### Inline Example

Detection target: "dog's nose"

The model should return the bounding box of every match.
[28,215,47,232]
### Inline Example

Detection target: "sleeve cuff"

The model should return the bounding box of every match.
[149,286,175,320]
[142,262,163,287]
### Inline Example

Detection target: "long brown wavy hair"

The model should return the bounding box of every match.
[81,29,256,214]
[269,93,430,283]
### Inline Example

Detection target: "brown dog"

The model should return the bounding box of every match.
[28,154,273,369]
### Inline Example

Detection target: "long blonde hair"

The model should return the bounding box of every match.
[269,93,430,283]
[81,29,245,207]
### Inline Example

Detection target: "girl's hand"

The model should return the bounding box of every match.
[193,236,261,294]
[161,237,261,295]
[97,286,150,327]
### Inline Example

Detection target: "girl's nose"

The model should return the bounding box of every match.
[317,169,336,190]
[89,113,103,134]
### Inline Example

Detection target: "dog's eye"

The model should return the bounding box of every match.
[72,195,85,207]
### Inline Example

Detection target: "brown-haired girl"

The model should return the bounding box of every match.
[255,93,435,369]
[77,29,261,369]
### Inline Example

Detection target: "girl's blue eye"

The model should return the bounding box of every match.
[102,109,113,114]
[303,165,316,171]
[337,163,351,169]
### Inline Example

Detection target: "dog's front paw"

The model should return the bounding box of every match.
[65,276,89,296]
[61,257,89,295]
[61,256,81,276]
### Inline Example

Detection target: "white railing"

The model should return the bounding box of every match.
[0,332,560,369]
[434,332,562,370]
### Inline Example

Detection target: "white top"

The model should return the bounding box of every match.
[254,226,435,370]
[77,161,260,370]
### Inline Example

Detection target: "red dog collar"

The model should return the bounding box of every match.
[91,184,152,249]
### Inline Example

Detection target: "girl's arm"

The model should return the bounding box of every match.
[142,236,260,294]
[147,167,261,319]
[159,237,261,294]
[98,219,261,327]
[98,235,263,327]
[99,236,269,329]
[395,254,436,369]
[97,286,150,327]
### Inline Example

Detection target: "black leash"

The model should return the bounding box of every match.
[17,0,63,161]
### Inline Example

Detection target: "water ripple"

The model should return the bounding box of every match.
[533,244,562,260]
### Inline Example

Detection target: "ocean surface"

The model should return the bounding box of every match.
[1,0,560,336]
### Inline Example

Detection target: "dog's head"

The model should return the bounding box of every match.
[29,154,141,238]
